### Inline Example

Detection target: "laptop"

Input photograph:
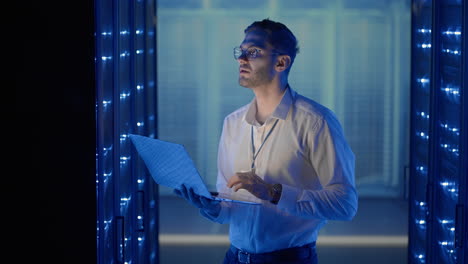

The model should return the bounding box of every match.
[129,134,260,205]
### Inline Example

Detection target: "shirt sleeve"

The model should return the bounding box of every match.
[199,118,232,224]
[276,112,358,221]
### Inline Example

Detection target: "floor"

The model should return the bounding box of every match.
[160,245,407,264]
[159,196,409,264]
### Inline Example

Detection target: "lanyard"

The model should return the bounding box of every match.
[250,119,280,169]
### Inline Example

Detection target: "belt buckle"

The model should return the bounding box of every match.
[237,250,251,264]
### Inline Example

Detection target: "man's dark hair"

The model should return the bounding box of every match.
[244,18,300,73]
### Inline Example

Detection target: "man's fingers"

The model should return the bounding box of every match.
[187,187,199,204]
[180,185,189,199]
[227,172,256,187]
[233,184,241,192]
[173,188,182,197]
[227,175,241,188]
[233,183,248,192]
[236,171,252,176]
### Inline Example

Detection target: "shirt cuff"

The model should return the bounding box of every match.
[200,201,230,224]
[276,183,301,214]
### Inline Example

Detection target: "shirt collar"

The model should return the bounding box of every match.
[244,85,294,126]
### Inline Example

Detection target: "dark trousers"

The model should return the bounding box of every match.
[223,243,318,264]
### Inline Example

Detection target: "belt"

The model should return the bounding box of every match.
[229,242,316,264]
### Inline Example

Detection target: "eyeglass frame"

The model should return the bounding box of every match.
[233,46,282,60]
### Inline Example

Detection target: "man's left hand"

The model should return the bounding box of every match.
[227,170,274,201]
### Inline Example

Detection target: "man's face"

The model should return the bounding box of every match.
[237,30,277,88]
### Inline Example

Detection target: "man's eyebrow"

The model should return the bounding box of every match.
[239,43,266,50]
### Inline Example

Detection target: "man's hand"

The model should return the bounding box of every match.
[227,170,274,201]
[174,185,221,217]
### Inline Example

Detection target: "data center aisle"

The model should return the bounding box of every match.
[159,196,408,264]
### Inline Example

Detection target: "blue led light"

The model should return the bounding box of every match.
[120,92,131,100]
[418,28,432,33]
[419,43,432,49]
[439,241,453,246]
[439,219,452,224]
[442,48,461,55]
[136,49,144,54]
[417,78,430,84]
[120,30,130,35]
[417,111,430,119]
[442,30,461,36]
[440,123,460,136]
[101,56,113,61]
[439,180,459,198]
[136,29,144,35]
[439,143,459,155]
[119,134,129,144]
[441,87,460,96]
[120,156,131,166]
[120,51,131,58]
[418,132,429,140]
[102,145,113,156]
[101,31,112,36]
[102,100,112,107]
[415,254,426,263]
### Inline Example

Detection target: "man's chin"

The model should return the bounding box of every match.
[238,78,252,88]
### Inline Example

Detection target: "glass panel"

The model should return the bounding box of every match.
[410,0,432,263]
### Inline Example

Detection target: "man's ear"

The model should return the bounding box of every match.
[275,55,291,73]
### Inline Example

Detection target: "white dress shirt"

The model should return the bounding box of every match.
[202,86,358,253]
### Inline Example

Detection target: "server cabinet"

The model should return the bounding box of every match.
[410,1,433,263]
[410,0,467,263]
[95,0,159,263]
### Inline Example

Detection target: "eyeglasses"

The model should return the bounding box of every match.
[233,46,279,60]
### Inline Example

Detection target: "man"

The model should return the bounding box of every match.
[175,19,358,264]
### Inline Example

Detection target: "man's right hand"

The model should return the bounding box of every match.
[174,185,221,217]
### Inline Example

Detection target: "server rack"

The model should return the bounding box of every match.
[95,0,159,263]
[410,0,467,263]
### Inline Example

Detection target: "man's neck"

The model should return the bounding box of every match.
[252,81,288,124]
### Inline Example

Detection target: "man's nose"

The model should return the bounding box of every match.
[237,54,248,64]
